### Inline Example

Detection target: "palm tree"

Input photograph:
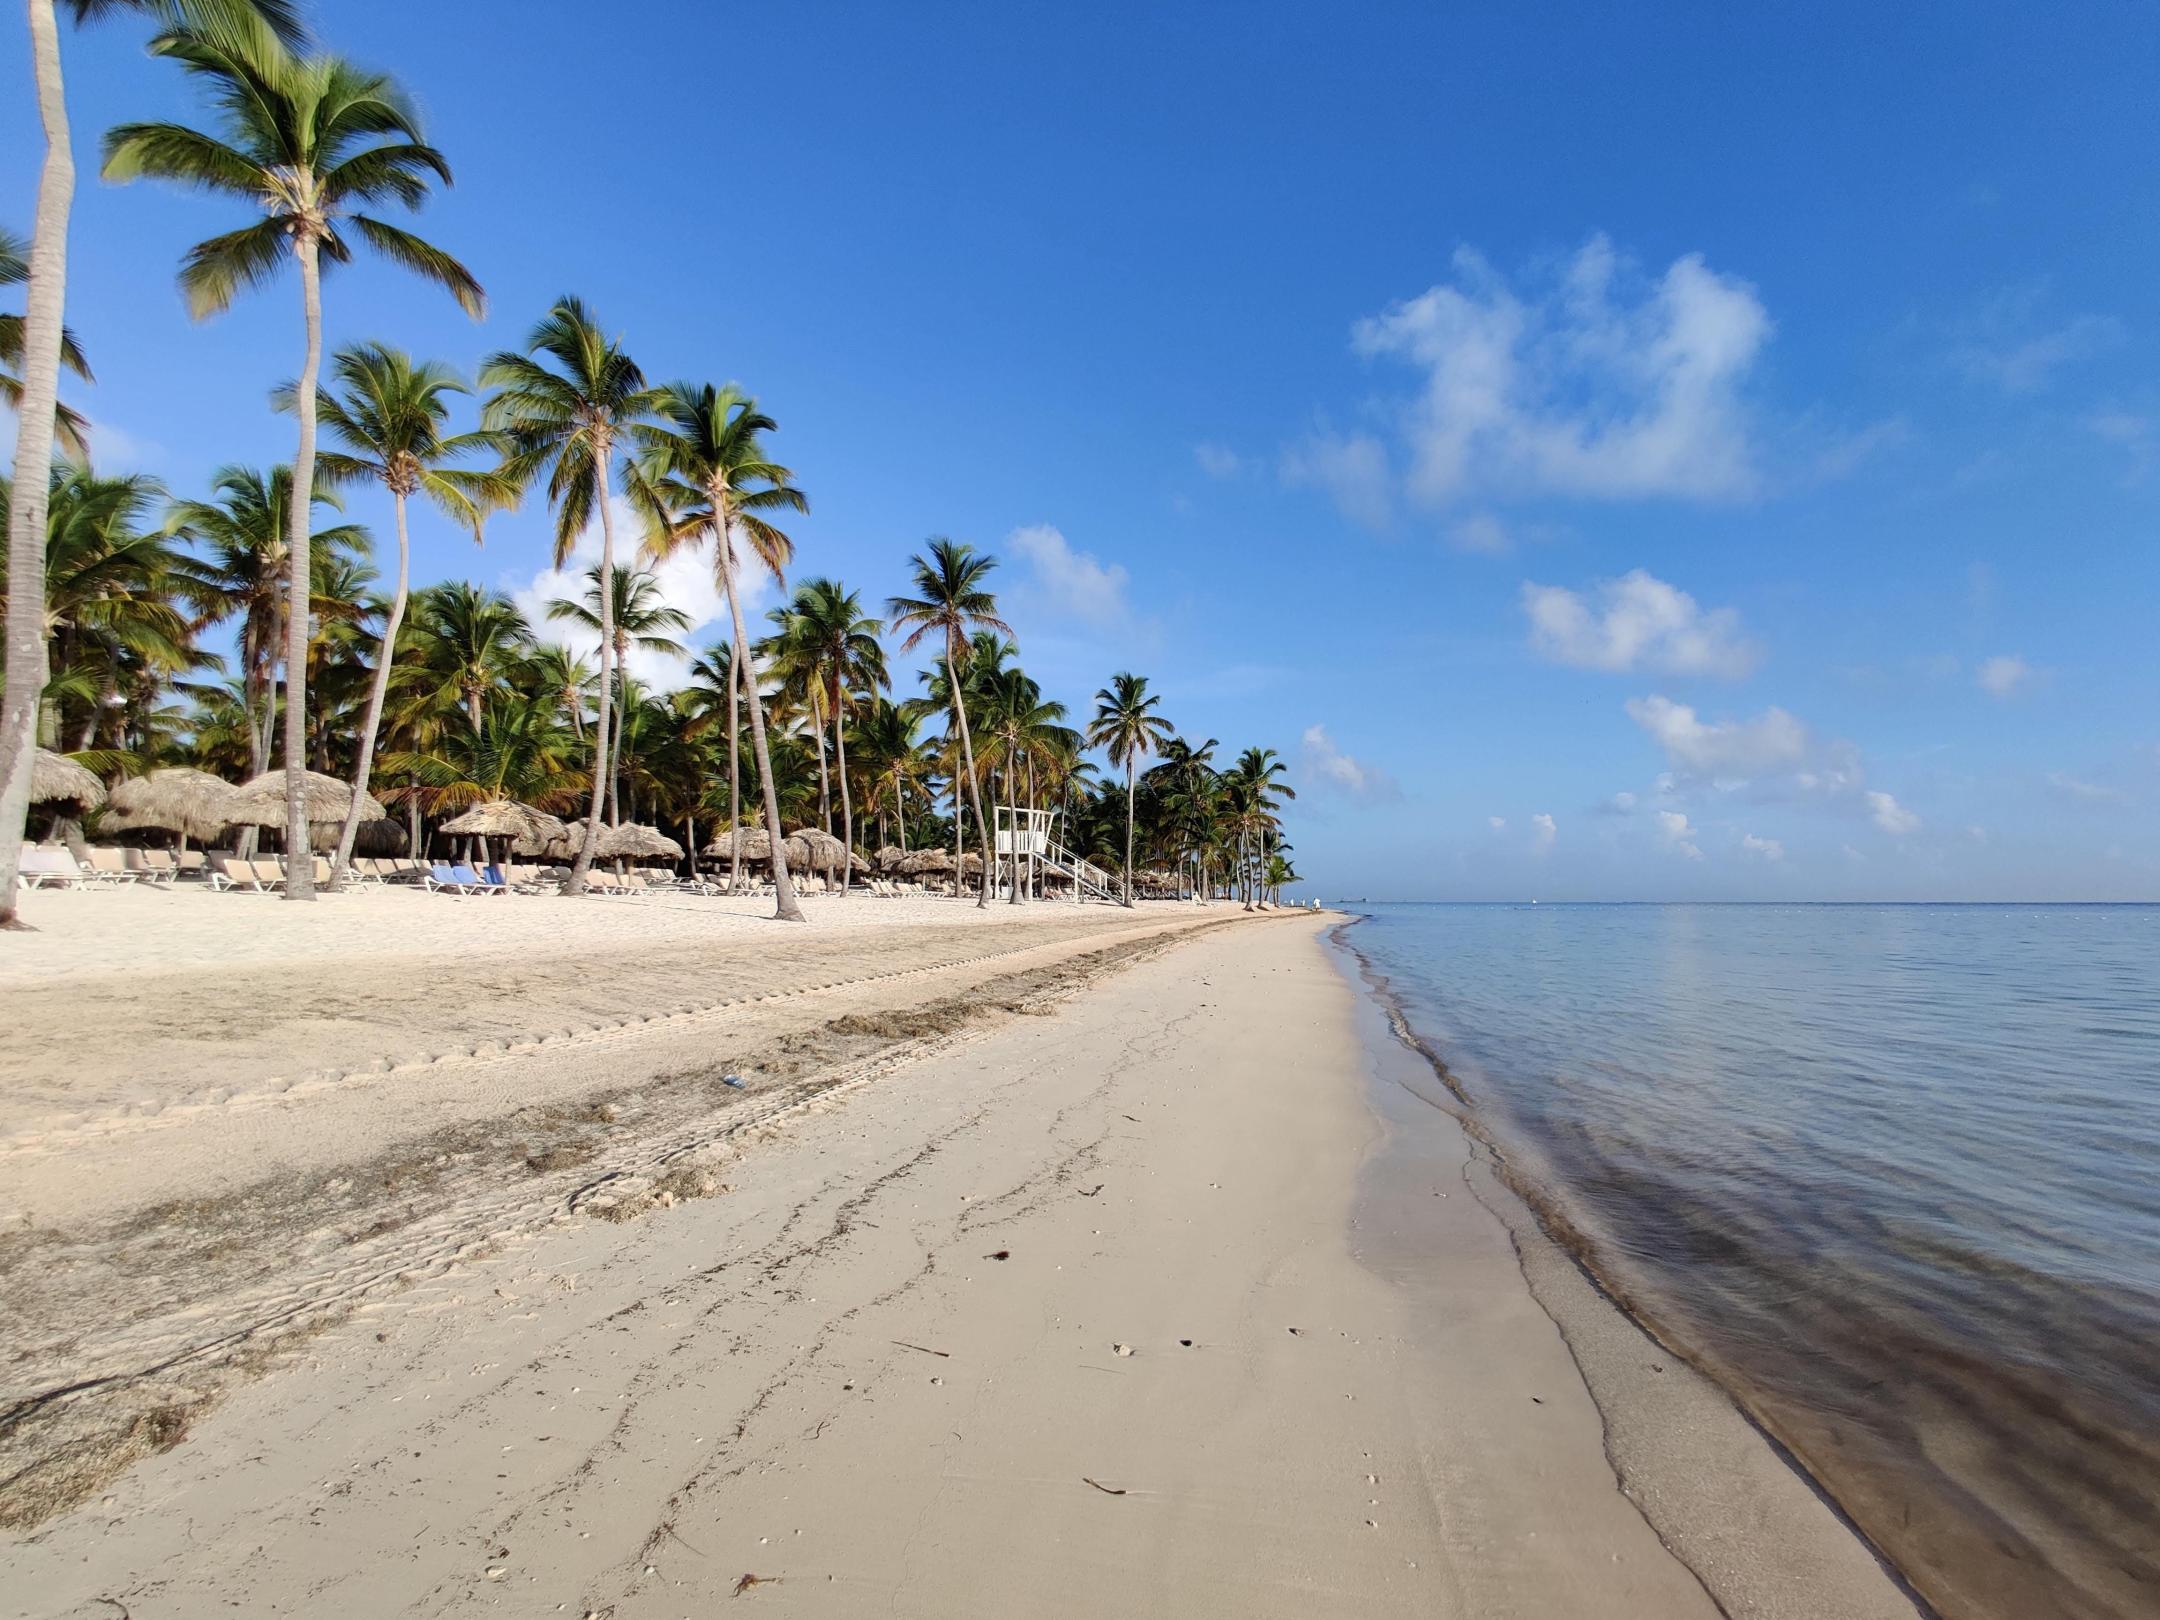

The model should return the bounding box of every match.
[853,697,933,855]
[1086,673,1174,907]
[887,540,1009,909]
[169,464,367,781]
[523,642,594,742]
[2,0,302,930]
[0,225,92,457]
[680,641,750,891]
[1227,746,1296,910]
[103,25,481,898]
[629,382,811,922]
[480,297,652,896]
[545,565,690,823]
[396,582,531,732]
[771,579,885,890]
[279,342,513,887]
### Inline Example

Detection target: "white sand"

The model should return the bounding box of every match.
[1,908,1917,1617]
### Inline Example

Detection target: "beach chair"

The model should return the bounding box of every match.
[245,859,287,892]
[176,850,209,881]
[84,847,140,885]
[130,849,179,886]
[17,845,86,889]
[584,870,627,897]
[425,862,506,897]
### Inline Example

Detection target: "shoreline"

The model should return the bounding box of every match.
[1326,917,1926,1619]
[6,906,1913,1616]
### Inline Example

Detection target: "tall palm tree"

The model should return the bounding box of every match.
[629,381,811,922]
[523,642,594,742]
[480,297,652,896]
[853,696,933,855]
[169,464,367,781]
[280,342,513,886]
[1087,672,1174,907]
[0,225,92,457]
[680,641,750,891]
[396,582,531,732]
[1228,745,1295,910]
[887,540,1008,909]
[544,565,689,823]
[772,578,885,890]
[104,25,482,898]
[2,0,302,930]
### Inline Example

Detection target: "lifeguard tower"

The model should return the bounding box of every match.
[993,806,1118,902]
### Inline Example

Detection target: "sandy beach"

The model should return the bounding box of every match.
[2,896,1916,1618]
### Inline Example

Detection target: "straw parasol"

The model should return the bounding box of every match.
[309,817,408,855]
[788,826,848,874]
[597,822,683,861]
[228,769,384,827]
[897,848,952,876]
[30,748,105,811]
[875,844,907,873]
[440,798,552,846]
[703,825,772,862]
[103,766,237,839]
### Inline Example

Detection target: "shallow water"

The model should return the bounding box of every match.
[1338,902,2160,1620]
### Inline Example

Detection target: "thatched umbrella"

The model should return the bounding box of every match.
[598,822,683,861]
[438,798,558,871]
[875,844,907,873]
[704,825,772,862]
[440,797,551,844]
[513,811,570,857]
[30,748,104,811]
[788,826,849,883]
[103,766,235,844]
[307,817,408,856]
[897,848,951,876]
[228,769,384,828]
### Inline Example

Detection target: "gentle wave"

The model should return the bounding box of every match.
[1337,902,2160,1620]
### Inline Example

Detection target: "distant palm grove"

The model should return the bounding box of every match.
[0,2,1297,925]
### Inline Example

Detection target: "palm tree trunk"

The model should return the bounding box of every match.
[0,0,71,930]
[726,648,742,893]
[564,446,616,898]
[328,485,410,890]
[813,691,831,837]
[833,694,855,893]
[280,234,324,901]
[717,519,801,922]
[948,638,991,910]
[1123,758,1137,907]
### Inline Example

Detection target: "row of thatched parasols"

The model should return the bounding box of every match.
[704,824,869,877]
[30,754,929,878]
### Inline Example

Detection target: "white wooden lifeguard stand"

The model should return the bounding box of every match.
[994,805,1119,903]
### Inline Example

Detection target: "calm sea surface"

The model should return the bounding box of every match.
[1336,902,2160,1620]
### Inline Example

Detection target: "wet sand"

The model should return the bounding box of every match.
[3,902,1916,1617]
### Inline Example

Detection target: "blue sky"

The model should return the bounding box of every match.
[5,2,2157,900]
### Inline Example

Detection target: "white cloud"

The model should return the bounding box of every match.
[1448,512,1513,555]
[1523,570,1760,678]
[1279,429,1393,528]
[2088,411,2158,481]
[1740,832,1785,861]
[2047,772,2125,805]
[1595,790,1638,817]
[1488,815,1508,831]
[1194,442,1242,479]
[1953,295,2122,394]
[1867,791,1920,836]
[1008,524,1132,630]
[1626,694,1812,778]
[1530,812,1557,854]
[505,498,748,690]
[1300,724,1396,799]
[1344,235,1770,507]
[1656,809,1704,859]
[1976,653,2032,698]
